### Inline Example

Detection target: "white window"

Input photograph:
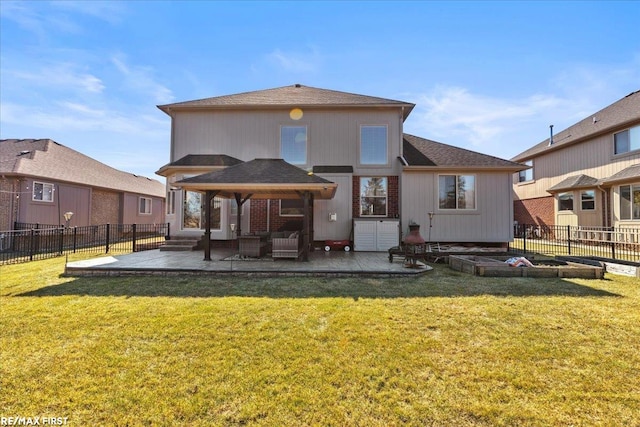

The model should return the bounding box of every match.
[558,192,574,211]
[280,199,304,216]
[281,126,307,165]
[167,190,176,215]
[360,125,388,165]
[360,177,387,216]
[518,160,533,182]
[438,175,476,210]
[32,182,54,202]
[614,125,640,155]
[139,197,152,215]
[620,184,640,220]
[580,190,595,211]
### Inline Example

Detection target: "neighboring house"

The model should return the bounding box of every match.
[156,84,524,251]
[511,90,640,229]
[0,139,166,230]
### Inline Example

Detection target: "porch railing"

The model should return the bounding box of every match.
[0,223,170,265]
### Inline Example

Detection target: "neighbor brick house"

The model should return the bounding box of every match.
[512,90,640,229]
[156,84,524,251]
[0,139,166,230]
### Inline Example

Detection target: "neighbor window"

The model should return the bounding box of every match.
[518,160,533,182]
[580,190,595,211]
[280,199,304,216]
[619,184,640,220]
[139,197,152,215]
[614,125,640,155]
[558,192,574,211]
[281,126,307,165]
[360,125,388,165]
[438,175,476,210]
[360,177,387,216]
[32,182,54,202]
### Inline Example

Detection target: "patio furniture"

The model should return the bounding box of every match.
[239,235,268,258]
[272,232,302,259]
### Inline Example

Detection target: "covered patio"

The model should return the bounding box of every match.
[176,158,338,262]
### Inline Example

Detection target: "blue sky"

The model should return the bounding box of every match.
[1,1,639,181]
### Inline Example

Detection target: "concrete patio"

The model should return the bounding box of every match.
[64,248,434,278]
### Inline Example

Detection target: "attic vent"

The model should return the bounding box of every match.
[593,116,598,124]
[18,150,30,156]
[294,83,301,88]
[548,125,554,146]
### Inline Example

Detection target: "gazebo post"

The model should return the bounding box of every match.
[302,191,310,261]
[203,190,219,261]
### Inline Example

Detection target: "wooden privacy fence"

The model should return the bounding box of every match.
[510,224,640,263]
[1,223,170,265]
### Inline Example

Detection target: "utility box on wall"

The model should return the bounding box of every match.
[353,219,400,251]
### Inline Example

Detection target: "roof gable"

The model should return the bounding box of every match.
[512,90,640,161]
[402,134,525,170]
[158,84,415,119]
[547,174,599,192]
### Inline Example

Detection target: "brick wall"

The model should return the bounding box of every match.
[352,176,399,219]
[91,189,121,224]
[514,196,554,226]
[0,178,19,230]
[249,199,309,233]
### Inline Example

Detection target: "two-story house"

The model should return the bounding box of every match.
[156,84,524,253]
[512,90,640,229]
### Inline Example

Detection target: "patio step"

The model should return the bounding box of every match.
[159,238,199,251]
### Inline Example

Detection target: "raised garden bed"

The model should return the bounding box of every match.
[449,255,604,279]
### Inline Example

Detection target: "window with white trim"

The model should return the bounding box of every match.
[558,192,574,211]
[518,160,533,182]
[280,199,304,216]
[167,190,176,215]
[360,125,387,165]
[580,190,595,211]
[139,197,152,214]
[620,184,640,220]
[438,175,476,210]
[614,125,640,155]
[360,177,387,216]
[281,126,307,165]
[32,182,54,202]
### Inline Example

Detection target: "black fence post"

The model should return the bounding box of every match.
[566,225,571,255]
[58,227,64,255]
[522,225,527,254]
[29,229,35,261]
[610,226,616,260]
[166,222,170,240]
[105,224,110,253]
[132,223,137,252]
[73,227,77,253]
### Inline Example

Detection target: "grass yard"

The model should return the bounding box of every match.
[1,254,639,426]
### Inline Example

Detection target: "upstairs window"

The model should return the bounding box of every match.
[518,160,533,182]
[281,126,307,165]
[139,197,152,215]
[558,192,574,211]
[580,190,595,211]
[439,175,476,210]
[614,125,640,155]
[620,184,640,220]
[360,177,387,216]
[33,182,54,202]
[360,125,388,165]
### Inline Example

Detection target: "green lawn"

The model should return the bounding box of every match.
[1,255,639,426]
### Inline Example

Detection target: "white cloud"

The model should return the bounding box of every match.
[9,64,105,94]
[111,55,174,104]
[265,48,322,73]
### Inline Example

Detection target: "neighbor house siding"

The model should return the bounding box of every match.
[171,108,403,176]
[18,179,91,226]
[91,189,121,225]
[402,170,513,243]
[0,178,19,230]
[122,193,164,224]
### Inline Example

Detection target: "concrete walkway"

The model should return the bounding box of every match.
[64,248,433,278]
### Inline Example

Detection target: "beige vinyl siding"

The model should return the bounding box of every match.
[171,108,403,176]
[402,170,514,242]
[313,174,353,241]
[514,132,640,201]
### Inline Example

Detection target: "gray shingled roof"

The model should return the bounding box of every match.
[599,163,640,184]
[176,158,337,200]
[547,174,599,192]
[403,134,525,170]
[0,139,165,197]
[156,154,243,176]
[512,90,640,162]
[158,84,415,119]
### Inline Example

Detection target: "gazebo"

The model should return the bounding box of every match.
[176,158,338,261]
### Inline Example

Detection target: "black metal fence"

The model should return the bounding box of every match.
[1,223,170,265]
[510,224,640,263]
